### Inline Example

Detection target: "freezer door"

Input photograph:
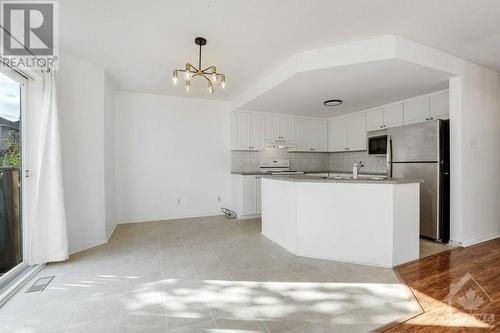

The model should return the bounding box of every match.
[392,162,441,240]
[388,120,440,162]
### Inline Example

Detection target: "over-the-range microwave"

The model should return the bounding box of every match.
[368,134,387,155]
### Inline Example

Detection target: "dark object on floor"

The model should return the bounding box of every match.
[221,208,237,219]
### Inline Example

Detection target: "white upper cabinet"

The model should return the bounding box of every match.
[404,96,431,125]
[231,112,265,151]
[383,104,404,128]
[295,118,310,151]
[250,113,266,151]
[366,104,403,131]
[404,91,449,125]
[328,117,348,152]
[311,119,328,152]
[294,118,328,152]
[264,115,280,141]
[430,91,449,119]
[279,116,296,143]
[231,112,251,150]
[264,115,296,143]
[366,108,384,131]
[347,112,367,151]
[328,113,366,152]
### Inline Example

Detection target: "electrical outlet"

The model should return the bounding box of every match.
[177,198,181,205]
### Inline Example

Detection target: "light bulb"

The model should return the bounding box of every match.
[207,82,214,94]
[184,64,191,80]
[184,80,191,92]
[172,70,179,85]
[220,74,226,89]
[211,66,217,82]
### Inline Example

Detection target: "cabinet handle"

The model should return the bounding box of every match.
[429,117,434,120]
[380,125,384,128]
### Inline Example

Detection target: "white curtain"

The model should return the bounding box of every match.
[28,70,68,265]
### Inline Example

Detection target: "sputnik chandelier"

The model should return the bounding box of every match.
[172,37,226,94]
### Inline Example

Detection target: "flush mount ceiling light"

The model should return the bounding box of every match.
[172,37,226,94]
[324,99,343,106]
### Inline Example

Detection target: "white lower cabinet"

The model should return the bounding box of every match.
[232,175,262,219]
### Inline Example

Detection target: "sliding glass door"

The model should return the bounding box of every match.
[0,70,28,291]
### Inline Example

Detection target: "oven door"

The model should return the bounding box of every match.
[368,135,387,155]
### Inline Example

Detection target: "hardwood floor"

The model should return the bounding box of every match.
[384,238,500,332]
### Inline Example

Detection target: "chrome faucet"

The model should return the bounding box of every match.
[352,161,364,179]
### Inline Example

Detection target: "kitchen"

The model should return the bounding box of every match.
[231,89,451,267]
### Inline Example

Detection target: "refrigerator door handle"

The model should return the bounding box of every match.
[387,136,393,178]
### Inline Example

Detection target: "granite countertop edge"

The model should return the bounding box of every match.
[231,170,387,176]
[260,175,421,184]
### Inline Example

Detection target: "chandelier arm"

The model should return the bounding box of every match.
[201,66,215,73]
[177,69,198,74]
[201,74,212,82]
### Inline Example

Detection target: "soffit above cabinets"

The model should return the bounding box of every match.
[238,58,452,119]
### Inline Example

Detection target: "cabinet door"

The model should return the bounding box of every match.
[231,112,251,150]
[328,117,348,152]
[279,116,296,143]
[366,108,384,131]
[295,118,311,151]
[430,91,449,119]
[311,119,328,152]
[347,112,367,151]
[383,104,404,128]
[255,176,262,214]
[243,176,256,215]
[251,113,266,150]
[264,115,280,141]
[404,96,430,125]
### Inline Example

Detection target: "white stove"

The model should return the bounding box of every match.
[259,160,304,175]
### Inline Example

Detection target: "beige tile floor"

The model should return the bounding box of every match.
[0,216,420,333]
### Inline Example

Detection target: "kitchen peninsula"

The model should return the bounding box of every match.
[261,175,421,267]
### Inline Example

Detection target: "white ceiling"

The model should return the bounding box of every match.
[59,0,500,102]
[241,59,453,118]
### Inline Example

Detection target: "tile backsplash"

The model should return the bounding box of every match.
[231,149,387,174]
[329,151,387,174]
[231,149,329,172]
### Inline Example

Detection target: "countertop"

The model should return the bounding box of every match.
[261,174,421,184]
[231,170,387,176]
[231,170,331,176]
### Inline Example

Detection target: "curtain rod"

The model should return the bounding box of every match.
[0,59,34,81]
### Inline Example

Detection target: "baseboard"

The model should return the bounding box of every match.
[236,214,261,220]
[106,222,117,241]
[461,232,500,247]
[117,212,224,225]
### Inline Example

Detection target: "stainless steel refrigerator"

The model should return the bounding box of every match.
[387,120,450,242]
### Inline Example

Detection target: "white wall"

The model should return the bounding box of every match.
[451,62,500,246]
[104,73,116,239]
[115,92,231,223]
[57,52,107,253]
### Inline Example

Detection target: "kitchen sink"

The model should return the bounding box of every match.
[329,175,388,180]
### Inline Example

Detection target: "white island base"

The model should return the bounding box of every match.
[261,177,420,268]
